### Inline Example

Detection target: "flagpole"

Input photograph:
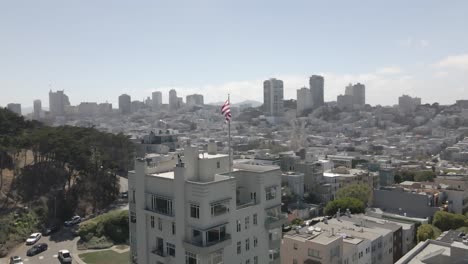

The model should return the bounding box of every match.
[228,94,232,177]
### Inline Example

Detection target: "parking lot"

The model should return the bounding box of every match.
[0,228,79,264]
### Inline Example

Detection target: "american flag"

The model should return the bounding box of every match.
[221,100,231,122]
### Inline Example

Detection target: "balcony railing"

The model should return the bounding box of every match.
[265,213,288,229]
[185,234,231,248]
[151,248,165,257]
[145,206,174,216]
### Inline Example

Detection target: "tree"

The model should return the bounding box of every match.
[336,184,371,205]
[432,211,466,231]
[324,197,365,216]
[417,224,436,242]
[414,171,436,182]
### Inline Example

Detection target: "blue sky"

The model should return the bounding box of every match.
[1,0,468,108]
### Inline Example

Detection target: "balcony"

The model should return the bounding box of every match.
[183,234,232,255]
[265,213,288,229]
[151,248,173,263]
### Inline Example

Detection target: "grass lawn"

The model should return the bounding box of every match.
[78,250,130,264]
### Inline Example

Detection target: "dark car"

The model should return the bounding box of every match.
[27,243,48,256]
[42,225,59,236]
[120,191,128,199]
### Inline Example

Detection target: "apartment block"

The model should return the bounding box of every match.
[128,144,285,264]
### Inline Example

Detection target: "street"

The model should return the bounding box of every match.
[0,227,79,264]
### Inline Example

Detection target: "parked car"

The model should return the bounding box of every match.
[27,243,48,256]
[25,233,41,245]
[58,249,73,263]
[120,191,128,199]
[64,216,81,227]
[9,256,23,264]
[42,224,60,236]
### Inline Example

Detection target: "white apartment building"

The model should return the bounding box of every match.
[128,144,285,264]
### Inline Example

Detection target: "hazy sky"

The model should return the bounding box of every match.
[1,0,468,108]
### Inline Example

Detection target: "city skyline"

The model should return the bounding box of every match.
[1,1,468,107]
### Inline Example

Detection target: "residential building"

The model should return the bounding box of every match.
[282,171,305,198]
[7,103,21,116]
[345,83,366,106]
[310,75,324,108]
[33,99,42,119]
[373,185,444,219]
[337,94,354,110]
[98,102,113,115]
[263,78,284,117]
[169,89,179,111]
[398,95,421,113]
[152,91,163,111]
[186,94,204,106]
[78,102,98,116]
[128,145,285,264]
[396,230,468,264]
[297,87,313,116]
[49,90,70,116]
[119,94,131,114]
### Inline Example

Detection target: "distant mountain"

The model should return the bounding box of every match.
[208,100,262,108]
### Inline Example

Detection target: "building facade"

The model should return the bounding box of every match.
[297,87,313,116]
[152,91,163,111]
[7,103,21,115]
[119,94,131,114]
[33,99,42,119]
[128,145,285,264]
[263,78,284,117]
[186,94,204,106]
[49,90,70,116]
[310,75,324,108]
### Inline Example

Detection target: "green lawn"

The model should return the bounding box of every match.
[78,250,130,264]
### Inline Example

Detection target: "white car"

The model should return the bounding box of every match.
[9,256,23,264]
[58,249,72,263]
[25,233,41,245]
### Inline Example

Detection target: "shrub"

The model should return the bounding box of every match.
[432,211,466,231]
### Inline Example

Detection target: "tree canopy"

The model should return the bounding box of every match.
[432,211,467,231]
[336,184,371,205]
[417,224,440,242]
[324,197,365,216]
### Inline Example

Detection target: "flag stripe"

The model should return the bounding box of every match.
[221,100,231,122]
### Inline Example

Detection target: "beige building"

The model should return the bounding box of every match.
[281,229,343,264]
[128,144,285,264]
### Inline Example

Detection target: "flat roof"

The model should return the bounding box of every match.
[148,171,175,179]
[233,163,280,173]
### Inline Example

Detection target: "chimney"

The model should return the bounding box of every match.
[208,140,217,155]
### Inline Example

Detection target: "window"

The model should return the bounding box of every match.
[206,225,227,244]
[158,218,162,231]
[150,216,154,228]
[308,248,321,259]
[265,186,277,200]
[237,241,241,254]
[216,161,220,168]
[253,214,257,225]
[185,251,198,264]
[172,222,176,235]
[166,243,175,257]
[132,190,136,203]
[245,216,250,230]
[151,195,173,215]
[253,236,258,247]
[293,243,298,250]
[245,238,250,251]
[130,212,136,223]
[210,250,223,264]
[211,200,229,216]
[246,260,250,264]
[254,256,258,264]
[293,259,298,264]
[190,204,200,219]
[236,220,241,232]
